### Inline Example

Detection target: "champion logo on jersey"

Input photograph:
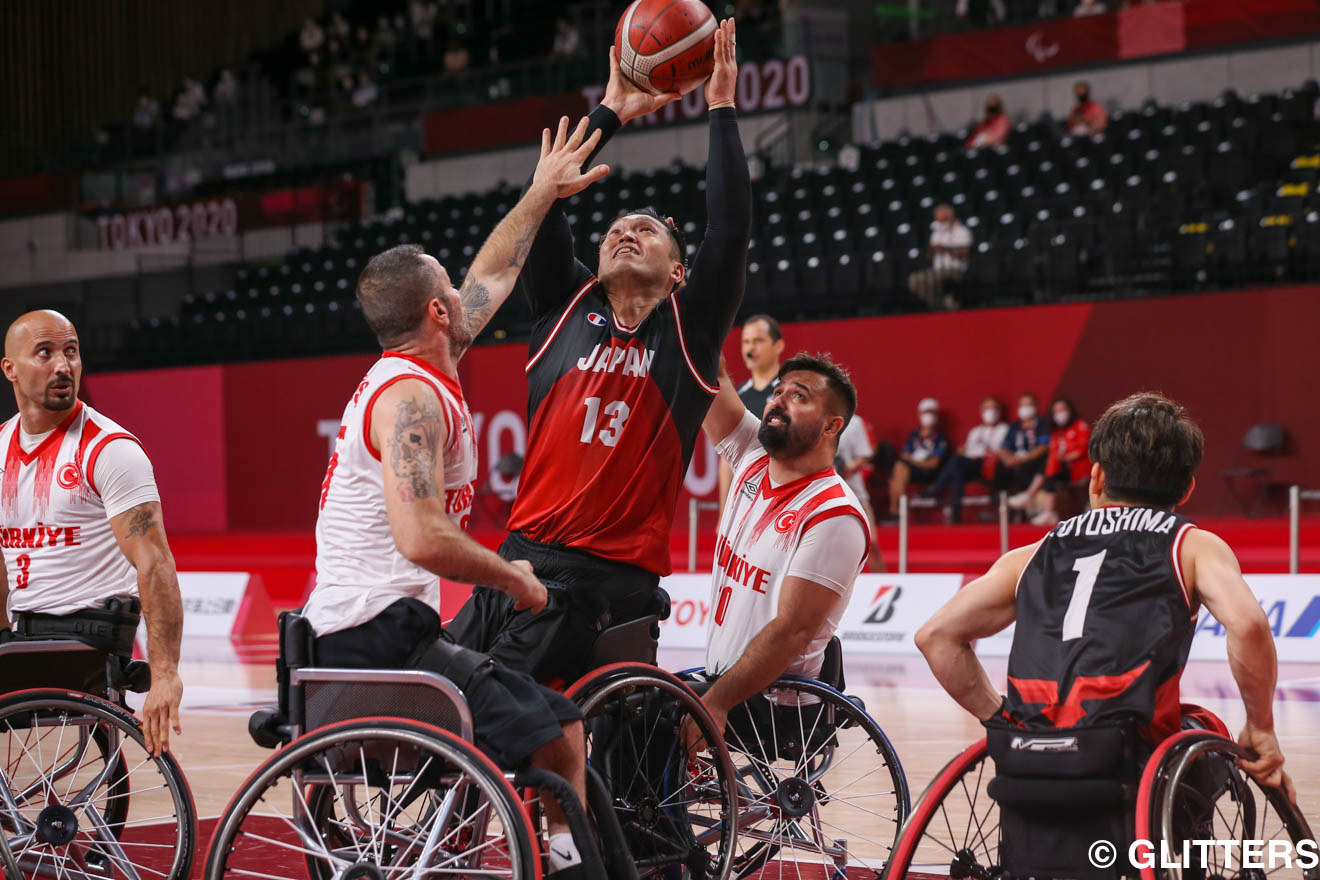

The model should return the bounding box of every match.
[56,464,81,490]
[586,312,607,326]
[774,510,798,533]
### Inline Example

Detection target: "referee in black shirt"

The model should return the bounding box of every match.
[717,314,783,512]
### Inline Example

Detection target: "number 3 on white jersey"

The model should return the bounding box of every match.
[580,397,631,447]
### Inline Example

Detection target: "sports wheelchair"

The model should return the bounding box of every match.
[568,636,911,879]
[0,601,197,880]
[204,610,645,880]
[881,707,1317,880]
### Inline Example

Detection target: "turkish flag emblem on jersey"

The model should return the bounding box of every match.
[57,464,81,490]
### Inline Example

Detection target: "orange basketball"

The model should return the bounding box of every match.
[614,0,717,96]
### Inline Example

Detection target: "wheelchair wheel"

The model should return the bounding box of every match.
[567,663,739,880]
[0,688,196,880]
[722,675,909,878]
[1139,731,1319,880]
[204,717,539,880]
[881,739,997,880]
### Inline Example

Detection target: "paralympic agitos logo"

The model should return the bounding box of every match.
[864,585,903,624]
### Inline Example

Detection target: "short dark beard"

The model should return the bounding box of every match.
[757,418,789,453]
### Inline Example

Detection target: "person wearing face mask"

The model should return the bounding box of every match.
[966,94,1010,151]
[1008,398,1093,526]
[885,398,950,524]
[1066,80,1107,137]
[908,204,973,311]
[993,393,1051,504]
[924,397,1009,524]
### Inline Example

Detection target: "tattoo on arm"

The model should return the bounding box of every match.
[126,504,159,538]
[388,393,444,503]
[506,222,536,270]
[459,277,492,342]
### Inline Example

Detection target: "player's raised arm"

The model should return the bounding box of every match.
[916,541,1039,721]
[457,116,609,353]
[1183,528,1293,799]
[517,48,680,318]
[703,356,749,446]
[372,378,547,613]
[109,497,183,756]
[678,19,753,346]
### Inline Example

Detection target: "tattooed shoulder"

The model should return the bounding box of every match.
[125,503,159,538]
[387,390,444,502]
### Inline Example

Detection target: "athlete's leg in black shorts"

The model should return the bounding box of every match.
[448,532,663,686]
[314,597,581,769]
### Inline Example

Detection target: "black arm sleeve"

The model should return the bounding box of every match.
[516,104,624,318]
[674,108,752,359]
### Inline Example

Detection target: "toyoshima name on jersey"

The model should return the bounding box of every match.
[1052,506,1180,538]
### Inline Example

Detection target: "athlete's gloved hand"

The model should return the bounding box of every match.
[1237,722,1296,804]
[506,559,548,615]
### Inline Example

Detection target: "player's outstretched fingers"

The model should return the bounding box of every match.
[566,115,591,151]
[540,125,552,160]
[574,127,603,159]
[553,115,570,151]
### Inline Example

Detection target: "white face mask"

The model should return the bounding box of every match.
[981,408,999,425]
[1018,405,1037,421]
[920,412,938,428]
[1053,410,1071,426]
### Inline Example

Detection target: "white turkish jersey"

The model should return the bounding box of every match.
[308,352,478,637]
[707,412,870,679]
[0,402,145,617]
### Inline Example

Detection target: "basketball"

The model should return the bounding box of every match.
[614,0,717,96]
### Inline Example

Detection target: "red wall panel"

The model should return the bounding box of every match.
[71,286,1320,532]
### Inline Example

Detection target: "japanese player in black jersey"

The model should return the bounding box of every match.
[450,20,752,686]
[917,392,1294,802]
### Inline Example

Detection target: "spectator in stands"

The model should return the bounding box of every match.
[908,204,972,310]
[411,0,439,54]
[1008,397,1091,525]
[300,16,326,55]
[444,37,471,75]
[552,16,583,59]
[1067,80,1108,136]
[328,11,351,43]
[213,69,237,104]
[885,398,950,524]
[1074,0,1108,15]
[171,77,206,123]
[924,396,1008,523]
[374,16,399,65]
[966,95,1010,151]
[837,414,886,571]
[352,71,379,108]
[994,392,1051,501]
[132,89,160,129]
[956,0,1006,28]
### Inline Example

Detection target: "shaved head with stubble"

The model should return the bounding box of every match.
[2,310,83,426]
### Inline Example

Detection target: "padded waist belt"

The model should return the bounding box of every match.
[15,598,140,656]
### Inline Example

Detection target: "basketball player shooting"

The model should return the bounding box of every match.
[450,20,752,686]
[915,393,1294,802]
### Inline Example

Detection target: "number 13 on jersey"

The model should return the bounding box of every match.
[580,397,631,447]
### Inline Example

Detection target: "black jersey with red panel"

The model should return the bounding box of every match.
[1005,505,1199,743]
[507,104,751,577]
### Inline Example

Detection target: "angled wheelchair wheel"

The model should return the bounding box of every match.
[723,676,910,878]
[0,688,197,880]
[204,717,538,880]
[567,663,739,880]
[1138,731,1319,880]
[881,739,998,880]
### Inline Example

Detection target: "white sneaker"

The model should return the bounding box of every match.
[1007,491,1032,510]
[1031,511,1059,527]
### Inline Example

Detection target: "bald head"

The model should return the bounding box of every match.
[2,310,82,418]
[5,310,76,358]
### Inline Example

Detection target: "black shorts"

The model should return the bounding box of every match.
[315,598,582,770]
[448,531,665,686]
